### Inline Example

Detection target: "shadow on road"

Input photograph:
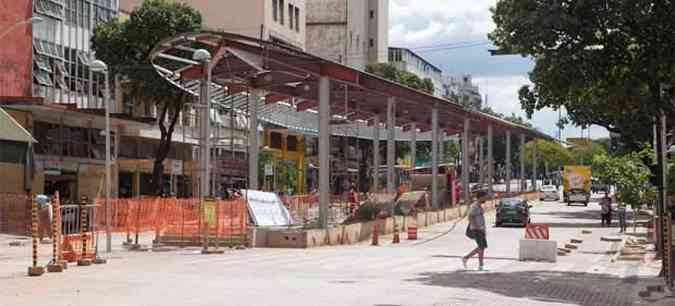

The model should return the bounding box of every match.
[408,270,642,306]
[431,254,519,261]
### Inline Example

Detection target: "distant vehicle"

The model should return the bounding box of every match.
[495,198,532,227]
[540,185,559,201]
[563,166,591,206]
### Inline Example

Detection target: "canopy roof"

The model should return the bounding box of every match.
[0,107,36,143]
[150,31,552,140]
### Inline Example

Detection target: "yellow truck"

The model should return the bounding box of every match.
[562,166,591,206]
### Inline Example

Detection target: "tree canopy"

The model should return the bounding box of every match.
[366,63,435,94]
[490,0,675,151]
[523,139,572,174]
[92,0,202,195]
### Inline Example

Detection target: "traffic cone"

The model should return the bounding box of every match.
[408,226,418,240]
[371,225,379,246]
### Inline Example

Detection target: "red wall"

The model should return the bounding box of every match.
[0,1,33,98]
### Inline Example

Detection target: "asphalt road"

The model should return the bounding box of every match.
[0,195,662,306]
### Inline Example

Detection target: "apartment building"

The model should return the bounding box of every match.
[120,0,307,50]
[305,0,389,70]
[443,74,483,110]
[388,47,444,97]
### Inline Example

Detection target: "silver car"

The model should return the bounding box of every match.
[540,185,559,201]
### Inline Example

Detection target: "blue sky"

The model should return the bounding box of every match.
[389,0,609,140]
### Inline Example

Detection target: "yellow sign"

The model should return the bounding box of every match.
[201,199,217,225]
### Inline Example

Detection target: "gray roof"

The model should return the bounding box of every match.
[0,107,36,143]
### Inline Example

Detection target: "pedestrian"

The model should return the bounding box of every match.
[462,200,487,271]
[600,194,612,226]
[617,203,627,233]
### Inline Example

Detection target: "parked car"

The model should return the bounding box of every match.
[540,185,559,201]
[495,198,532,227]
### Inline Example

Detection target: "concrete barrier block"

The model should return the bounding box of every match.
[519,239,557,262]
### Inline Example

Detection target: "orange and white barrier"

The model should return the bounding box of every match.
[525,224,550,240]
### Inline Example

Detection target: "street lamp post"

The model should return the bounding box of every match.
[193,49,212,198]
[0,16,43,40]
[89,59,112,253]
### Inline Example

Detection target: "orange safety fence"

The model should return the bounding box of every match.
[90,197,248,242]
[0,193,32,236]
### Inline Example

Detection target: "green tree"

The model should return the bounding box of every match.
[569,143,607,166]
[366,63,435,94]
[523,139,573,175]
[490,0,675,152]
[92,0,202,195]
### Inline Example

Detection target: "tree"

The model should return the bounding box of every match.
[523,139,573,175]
[569,143,607,166]
[490,0,675,152]
[366,63,435,94]
[92,0,202,195]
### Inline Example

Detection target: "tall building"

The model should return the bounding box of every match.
[305,0,389,70]
[443,74,483,110]
[388,47,444,97]
[120,0,307,50]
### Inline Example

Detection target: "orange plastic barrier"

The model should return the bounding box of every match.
[0,193,31,236]
[525,223,550,240]
[61,233,94,263]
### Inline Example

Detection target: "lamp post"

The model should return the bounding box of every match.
[193,49,212,198]
[89,59,111,253]
[0,16,43,40]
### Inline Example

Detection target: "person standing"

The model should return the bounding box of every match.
[600,194,611,226]
[617,203,627,233]
[462,200,488,271]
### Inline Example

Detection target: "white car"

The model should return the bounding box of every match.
[540,185,559,201]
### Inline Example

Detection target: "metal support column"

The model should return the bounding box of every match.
[532,141,538,191]
[386,97,396,193]
[520,134,525,192]
[372,115,380,192]
[505,130,511,193]
[248,91,259,190]
[462,118,471,204]
[199,56,212,197]
[487,125,494,197]
[410,123,417,186]
[478,137,484,184]
[318,76,330,228]
[431,107,439,208]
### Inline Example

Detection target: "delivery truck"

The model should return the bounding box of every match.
[562,165,591,206]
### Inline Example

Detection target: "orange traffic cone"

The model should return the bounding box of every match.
[371,225,379,246]
[407,226,418,240]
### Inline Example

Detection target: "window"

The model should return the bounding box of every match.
[287,136,298,152]
[369,38,374,48]
[0,141,27,164]
[34,55,52,73]
[279,0,284,25]
[270,132,282,149]
[34,69,53,86]
[295,7,300,32]
[34,0,64,20]
[370,10,375,19]
[289,4,294,29]
[272,0,278,22]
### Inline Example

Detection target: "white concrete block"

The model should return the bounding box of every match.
[519,239,557,262]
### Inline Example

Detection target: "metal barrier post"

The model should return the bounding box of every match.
[28,195,45,276]
[47,192,65,272]
[77,203,92,266]
[93,203,107,264]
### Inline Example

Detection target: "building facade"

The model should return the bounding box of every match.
[443,74,483,110]
[120,0,307,50]
[305,0,388,70]
[388,47,444,97]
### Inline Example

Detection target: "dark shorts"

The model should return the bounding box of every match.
[473,230,487,249]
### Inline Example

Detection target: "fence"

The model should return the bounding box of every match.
[0,193,31,236]
[91,197,248,247]
[283,194,350,227]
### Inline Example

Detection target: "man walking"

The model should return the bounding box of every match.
[600,194,612,226]
[462,200,488,271]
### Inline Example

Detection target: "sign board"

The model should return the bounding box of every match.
[265,163,274,176]
[201,198,217,225]
[243,190,292,226]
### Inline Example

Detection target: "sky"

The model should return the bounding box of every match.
[388,0,609,140]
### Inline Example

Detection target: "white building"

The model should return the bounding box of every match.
[388,47,444,97]
[121,0,307,50]
[305,0,389,70]
[443,74,483,110]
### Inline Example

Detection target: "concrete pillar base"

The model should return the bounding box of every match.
[28,266,45,276]
[77,259,92,266]
[47,263,64,272]
[93,257,108,264]
[201,248,225,254]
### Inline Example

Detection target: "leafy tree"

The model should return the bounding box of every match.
[523,139,573,175]
[569,143,607,166]
[490,0,675,152]
[366,63,435,94]
[503,112,533,128]
[92,0,202,195]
